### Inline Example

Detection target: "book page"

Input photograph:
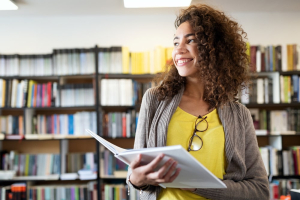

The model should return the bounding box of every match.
[86,129,126,155]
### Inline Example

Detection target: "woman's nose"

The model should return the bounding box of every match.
[175,44,188,54]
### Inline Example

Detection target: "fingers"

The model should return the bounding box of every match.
[144,153,165,172]
[168,168,181,182]
[130,154,142,169]
[147,159,180,183]
[162,160,178,181]
[154,168,180,183]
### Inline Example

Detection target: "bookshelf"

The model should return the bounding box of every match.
[0,45,160,200]
[1,43,300,200]
[246,44,300,198]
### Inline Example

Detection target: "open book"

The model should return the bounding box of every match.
[86,129,226,189]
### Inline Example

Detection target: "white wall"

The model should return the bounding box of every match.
[1,12,300,54]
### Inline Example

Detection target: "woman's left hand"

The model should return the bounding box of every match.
[181,188,197,192]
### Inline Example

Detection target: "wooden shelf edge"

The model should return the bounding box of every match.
[0,74,96,80]
[11,174,60,181]
[24,135,93,140]
[244,103,300,108]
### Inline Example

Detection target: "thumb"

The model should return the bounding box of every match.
[130,154,142,169]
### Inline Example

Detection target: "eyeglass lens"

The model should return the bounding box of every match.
[189,134,203,151]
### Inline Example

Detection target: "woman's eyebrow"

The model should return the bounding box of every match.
[173,33,195,41]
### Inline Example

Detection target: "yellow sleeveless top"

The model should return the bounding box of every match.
[158,107,226,200]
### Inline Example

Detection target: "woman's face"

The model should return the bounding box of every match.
[172,21,199,78]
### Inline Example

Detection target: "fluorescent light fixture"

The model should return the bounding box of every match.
[124,0,192,8]
[0,0,18,10]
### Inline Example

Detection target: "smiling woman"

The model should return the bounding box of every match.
[155,5,250,110]
[126,4,269,200]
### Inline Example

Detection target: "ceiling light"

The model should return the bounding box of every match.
[124,0,192,8]
[0,0,18,10]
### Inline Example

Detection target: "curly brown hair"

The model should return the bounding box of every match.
[155,4,250,109]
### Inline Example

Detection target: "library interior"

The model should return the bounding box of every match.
[0,0,300,199]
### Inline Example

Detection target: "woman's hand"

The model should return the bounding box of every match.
[129,153,181,187]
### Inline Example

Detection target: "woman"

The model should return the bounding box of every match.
[127,4,269,200]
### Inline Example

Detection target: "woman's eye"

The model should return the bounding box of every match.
[188,39,195,43]
[173,42,179,46]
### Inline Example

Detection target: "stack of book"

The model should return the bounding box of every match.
[101,111,138,138]
[26,80,59,108]
[280,75,300,103]
[0,151,60,177]
[241,77,273,104]
[260,146,300,176]
[28,182,97,200]
[0,115,24,138]
[269,179,300,199]
[248,44,300,72]
[103,184,137,200]
[100,79,154,106]
[0,54,53,76]
[249,108,300,135]
[101,147,128,176]
[53,48,95,75]
[98,46,173,74]
[31,111,96,136]
[64,152,97,174]
[61,83,94,107]
[0,183,26,200]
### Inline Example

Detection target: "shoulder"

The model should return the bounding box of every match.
[141,86,160,109]
[143,87,159,101]
[222,101,251,121]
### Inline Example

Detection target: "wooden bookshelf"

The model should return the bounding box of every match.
[1,46,299,200]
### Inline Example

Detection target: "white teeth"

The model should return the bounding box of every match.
[177,59,191,64]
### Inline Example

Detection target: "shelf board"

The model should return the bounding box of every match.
[101,106,135,111]
[257,134,300,137]
[0,107,24,111]
[10,174,60,181]
[59,74,96,79]
[1,106,96,111]
[279,71,300,75]
[250,71,300,76]
[26,106,96,110]
[0,74,96,80]
[244,103,300,108]
[272,175,300,179]
[24,134,93,140]
[100,175,126,179]
[0,76,59,80]
[100,171,127,179]
[101,136,135,140]
[98,73,156,79]
[250,71,279,77]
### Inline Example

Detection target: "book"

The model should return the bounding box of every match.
[86,129,226,189]
[290,189,300,200]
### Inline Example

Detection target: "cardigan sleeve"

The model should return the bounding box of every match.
[126,88,158,195]
[192,106,270,200]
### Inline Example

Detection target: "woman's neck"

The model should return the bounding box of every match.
[184,78,205,101]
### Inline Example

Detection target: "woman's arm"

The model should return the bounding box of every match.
[192,107,269,200]
[126,88,180,194]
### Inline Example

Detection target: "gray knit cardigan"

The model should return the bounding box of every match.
[127,86,269,200]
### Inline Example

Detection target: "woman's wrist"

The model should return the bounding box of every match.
[129,174,148,189]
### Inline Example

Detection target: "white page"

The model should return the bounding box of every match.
[86,129,126,154]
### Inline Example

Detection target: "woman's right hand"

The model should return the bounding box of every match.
[129,153,181,187]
